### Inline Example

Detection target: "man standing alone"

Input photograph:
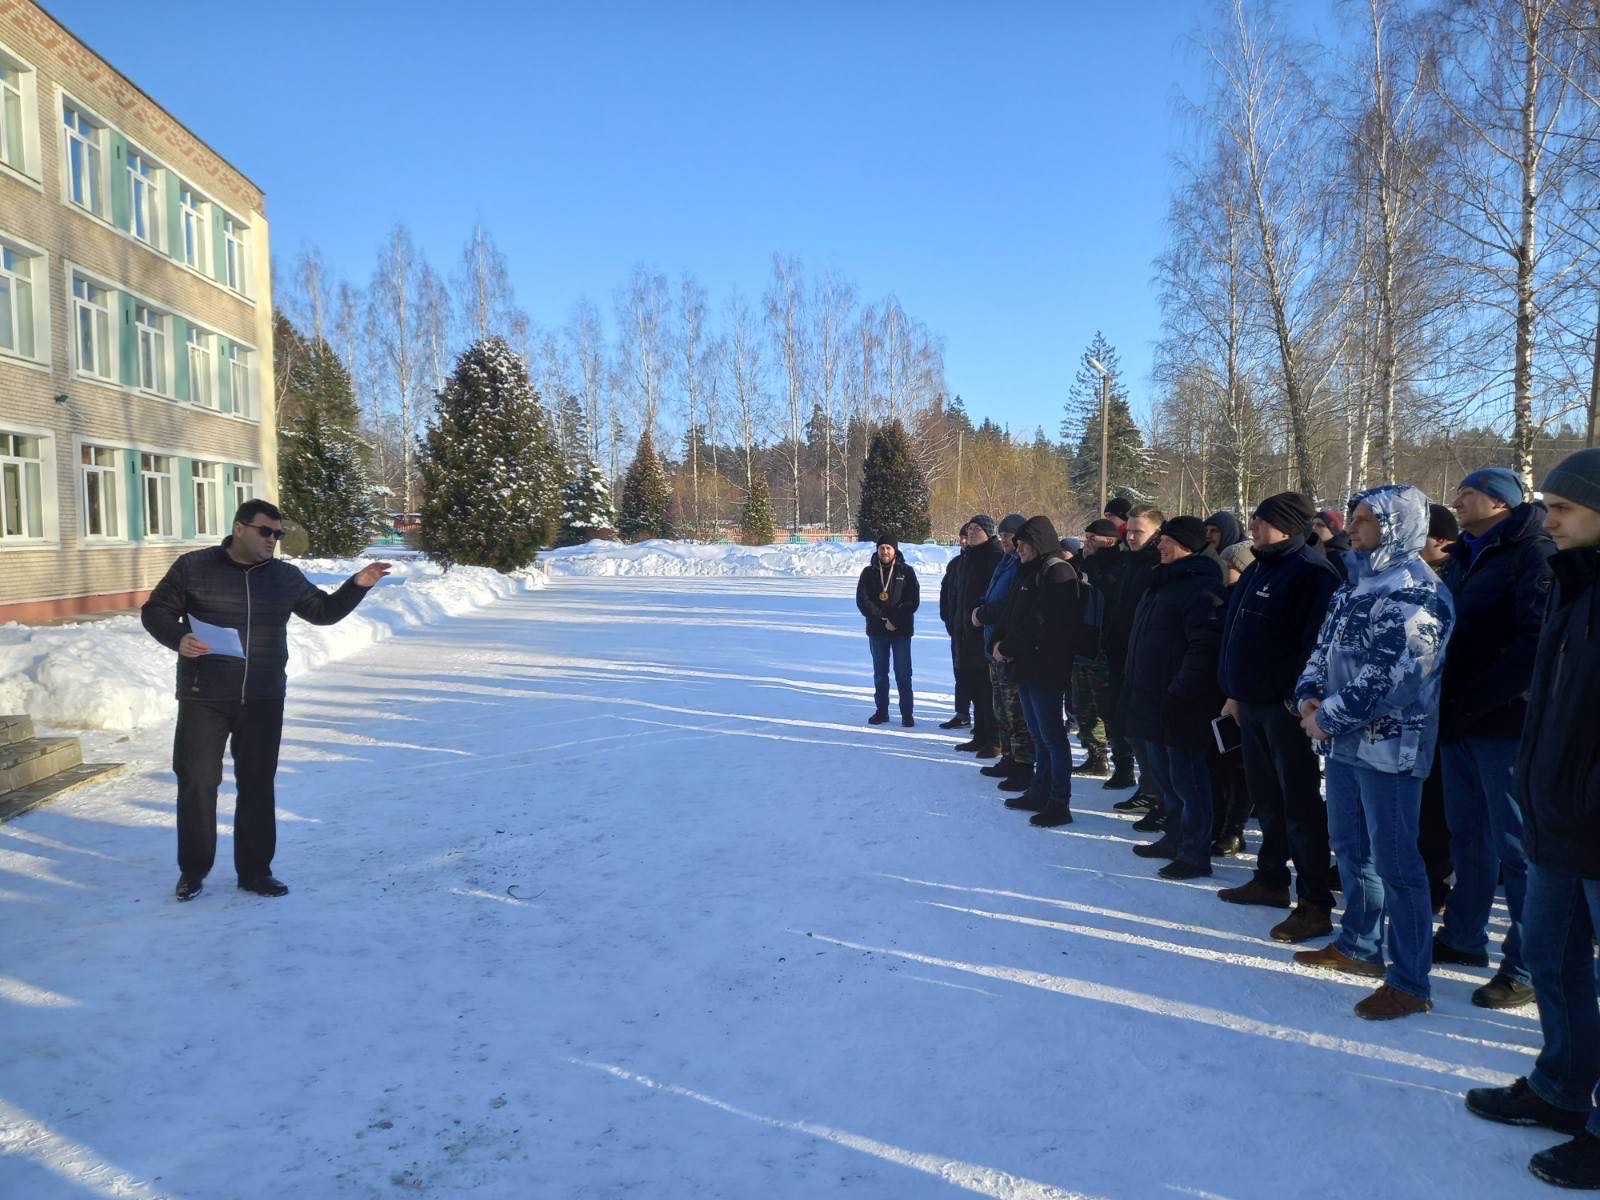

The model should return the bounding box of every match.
[141,500,390,901]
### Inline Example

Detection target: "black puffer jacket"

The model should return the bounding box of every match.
[953,535,1002,667]
[994,518,1080,689]
[1121,553,1226,751]
[1102,542,1159,678]
[939,554,962,637]
[1516,545,1600,878]
[141,543,372,701]
[855,550,920,637]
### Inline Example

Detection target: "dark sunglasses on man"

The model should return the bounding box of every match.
[244,524,287,541]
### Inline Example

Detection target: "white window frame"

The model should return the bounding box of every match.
[134,302,169,396]
[78,442,124,542]
[231,465,255,513]
[0,234,46,364]
[187,325,214,409]
[179,184,208,273]
[139,452,175,539]
[126,146,162,249]
[191,460,222,538]
[0,427,55,547]
[71,270,113,381]
[62,98,105,217]
[0,42,40,184]
[221,211,247,295]
[227,342,255,419]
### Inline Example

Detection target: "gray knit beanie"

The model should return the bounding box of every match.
[1542,449,1600,515]
[997,513,1027,535]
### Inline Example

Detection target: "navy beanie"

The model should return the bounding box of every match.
[1541,449,1600,515]
[1459,467,1524,510]
[997,513,1027,535]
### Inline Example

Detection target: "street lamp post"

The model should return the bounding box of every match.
[1088,356,1110,513]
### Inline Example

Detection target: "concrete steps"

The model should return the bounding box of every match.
[0,715,122,823]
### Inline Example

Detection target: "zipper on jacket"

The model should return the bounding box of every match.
[240,564,256,702]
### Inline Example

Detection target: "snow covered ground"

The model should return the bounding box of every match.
[1,570,1547,1199]
[541,537,957,578]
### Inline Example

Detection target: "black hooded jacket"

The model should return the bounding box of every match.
[939,554,962,636]
[1205,512,1246,550]
[1121,552,1226,751]
[856,548,920,637]
[141,541,373,702]
[1102,541,1159,678]
[994,517,1081,688]
[1516,545,1600,878]
[952,534,1002,667]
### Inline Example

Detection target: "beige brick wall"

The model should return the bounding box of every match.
[0,0,276,614]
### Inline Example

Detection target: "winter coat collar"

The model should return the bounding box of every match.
[1447,502,1548,568]
[1253,531,1310,561]
[1151,552,1223,589]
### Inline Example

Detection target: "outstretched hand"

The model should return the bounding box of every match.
[354,561,392,588]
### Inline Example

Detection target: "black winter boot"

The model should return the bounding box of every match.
[953,737,981,752]
[1530,1131,1600,1189]
[1030,803,1073,827]
[1072,755,1110,777]
[997,766,1035,793]
[1005,786,1049,813]
[1103,761,1138,789]
[939,715,971,730]
[980,757,1015,778]
[868,710,890,725]
[1466,1078,1591,1134]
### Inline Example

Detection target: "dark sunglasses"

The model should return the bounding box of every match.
[244,524,286,540]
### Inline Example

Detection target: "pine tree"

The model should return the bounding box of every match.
[1062,333,1151,510]
[278,408,380,556]
[740,473,775,544]
[617,427,673,541]
[418,337,564,571]
[856,420,931,543]
[557,460,617,546]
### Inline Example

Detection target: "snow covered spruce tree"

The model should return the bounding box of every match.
[740,473,775,545]
[855,420,930,543]
[279,409,379,556]
[617,427,672,541]
[557,461,617,546]
[418,337,563,570]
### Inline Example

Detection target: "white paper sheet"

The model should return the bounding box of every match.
[187,617,245,658]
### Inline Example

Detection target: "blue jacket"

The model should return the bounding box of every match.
[1294,485,1455,778]
[1438,502,1555,741]
[1218,533,1341,704]
[974,551,1020,655]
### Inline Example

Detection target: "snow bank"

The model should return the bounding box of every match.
[0,557,545,732]
[540,538,958,578]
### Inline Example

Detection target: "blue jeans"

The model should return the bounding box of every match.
[868,634,913,718]
[1138,739,1213,869]
[1017,683,1072,806]
[1524,862,1600,1137]
[1438,737,1528,983]
[1326,759,1432,1000]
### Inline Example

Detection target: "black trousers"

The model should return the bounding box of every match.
[958,662,997,745]
[1240,699,1334,908]
[949,636,970,717]
[1210,749,1252,840]
[174,697,285,881]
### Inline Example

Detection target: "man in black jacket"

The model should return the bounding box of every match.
[855,534,920,728]
[1105,505,1164,813]
[1464,449,1600,1190]
[1215,491,1342,941]
[141,500,390,901]
[1121,517,1226,879]
[953,515,1003,754]
[1434,467,1556,1009]
[938,525,973,730]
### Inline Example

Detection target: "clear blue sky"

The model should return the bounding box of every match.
[49,0,1333,436]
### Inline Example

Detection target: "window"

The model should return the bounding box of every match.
[0,243,36,358]
[140,453,174,537]
[226,343,254,418]
[134,304,168,394]
[80,444,122,539]
[127,148,160,247]
[72,274,112,379]
[179,186,207,272]
[222,213,246,293]
[0,431,45,541]
[231,465,254,513]
[187,326,213,408]
[192,461,222,537]
[0,61,24,175]
[63,102,103,215]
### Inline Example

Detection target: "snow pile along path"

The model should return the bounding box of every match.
[0,557,544,732]
[541,537,958,578]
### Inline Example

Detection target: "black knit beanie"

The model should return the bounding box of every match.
[1252,491,1317,537]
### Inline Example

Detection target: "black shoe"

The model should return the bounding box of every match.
[1113,792,1155,812]
[1132,838,1179,860]
[175,874,204,902]
[868,710,890,725]
[1531,1131,1600,1190]
[1211,832,1246,857]
[1072,756,1110,777]
[973,744,1002,759]
[1030,803,1073,827]
[901,716,915,728]
[1159,860,1212,880]
[1465,1078,1591,1134]
[238,875,289,897]
[938,715,971,730]
[1473,974,1536,1009]
[1103,764,1138,790]
[979,757,1015,778]
[1131,809,1167,833]
[1005,787,1049,812]
[1432,933,1490,968]
[953,738,980,752]
[997,769,1035,793]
